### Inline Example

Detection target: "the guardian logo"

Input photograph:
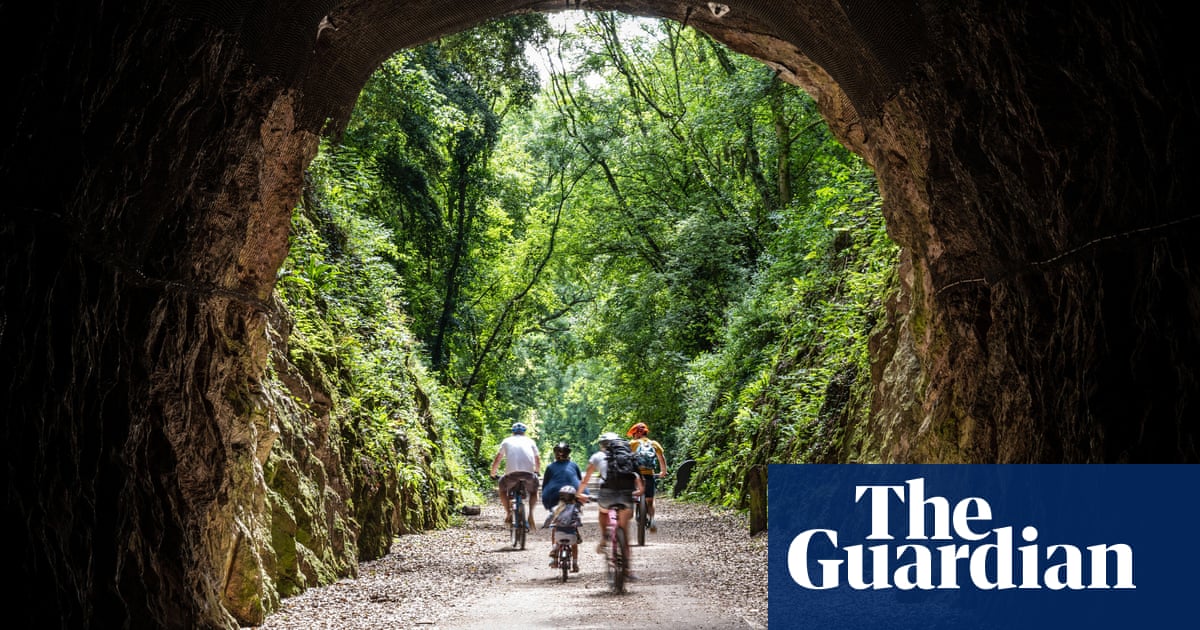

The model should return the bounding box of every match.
[768,465,1199,630]
[788,478,1135,591]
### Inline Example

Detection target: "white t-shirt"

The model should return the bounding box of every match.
[588,450,608,481]
[497,435,539,473]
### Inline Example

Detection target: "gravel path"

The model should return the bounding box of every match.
[250,496,767,629]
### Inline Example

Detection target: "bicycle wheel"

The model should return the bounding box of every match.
[611,527,628,593]
[635,496,647,546]
[605,538,618,590]
[515,501,526,550]
[559,544,570,582]
[508,496,519,548]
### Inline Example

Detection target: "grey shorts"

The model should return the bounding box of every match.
[554,530,582,544]
[597,487,635,511]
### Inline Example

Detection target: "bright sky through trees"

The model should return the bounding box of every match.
[530,10,660,87]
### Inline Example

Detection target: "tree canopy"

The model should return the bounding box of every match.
[277,11,896,510]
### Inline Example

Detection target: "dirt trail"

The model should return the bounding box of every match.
[253,497,768,630]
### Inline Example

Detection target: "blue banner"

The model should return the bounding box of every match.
[767,464,1199,629]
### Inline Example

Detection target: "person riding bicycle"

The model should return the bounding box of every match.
[540,442,583,514]
[577,432,643,576]
[544,485,583,572]
[490,422,541,528]
[626,422,668,532]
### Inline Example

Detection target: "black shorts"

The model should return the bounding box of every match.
[640,473,658,498]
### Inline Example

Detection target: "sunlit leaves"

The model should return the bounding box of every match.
[290,12,899,513]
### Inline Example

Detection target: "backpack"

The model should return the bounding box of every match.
[551,503,581,530]
[602,438,639,490]
[635,440,657,471]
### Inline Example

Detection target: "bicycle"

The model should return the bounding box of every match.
[509,480,528,550]
[635,471,665,545]
[495,474,531,550]
[551,530,575,582]
[634,489,648,546]
[603,500,631,593]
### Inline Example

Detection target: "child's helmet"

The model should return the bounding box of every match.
[558,485,578,501]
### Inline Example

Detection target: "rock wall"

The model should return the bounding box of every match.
[1,2,447,627]
[3,3,303,626]
[857,3,1199,463]
[2,1,1196,628]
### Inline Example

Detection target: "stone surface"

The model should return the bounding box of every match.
[1,1,1196,628]
[254,497,767,630]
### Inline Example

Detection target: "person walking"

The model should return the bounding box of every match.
[627,422,668,532]
[490,422,541,528]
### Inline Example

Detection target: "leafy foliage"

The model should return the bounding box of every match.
[284,12,899,516]
[515,14,898,508]
[276,141,477,529]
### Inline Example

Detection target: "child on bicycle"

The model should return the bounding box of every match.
[544,485,583,572]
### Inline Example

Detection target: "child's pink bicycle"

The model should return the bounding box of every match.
[580,487,636,592]
[602,499,631,593]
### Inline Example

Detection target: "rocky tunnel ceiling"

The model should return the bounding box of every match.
[3,0,1198,627]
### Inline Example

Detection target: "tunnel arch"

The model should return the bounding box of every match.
[4,1,1197,628]
[227,0,1198,463]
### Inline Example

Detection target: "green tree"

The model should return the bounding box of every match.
[298,11,897,514]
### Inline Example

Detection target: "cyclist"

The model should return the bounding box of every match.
[626,422,668,532]
[490,422,541,528]
[544,485,583,572]
[540,442,583,514]
[577,432,643,575]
